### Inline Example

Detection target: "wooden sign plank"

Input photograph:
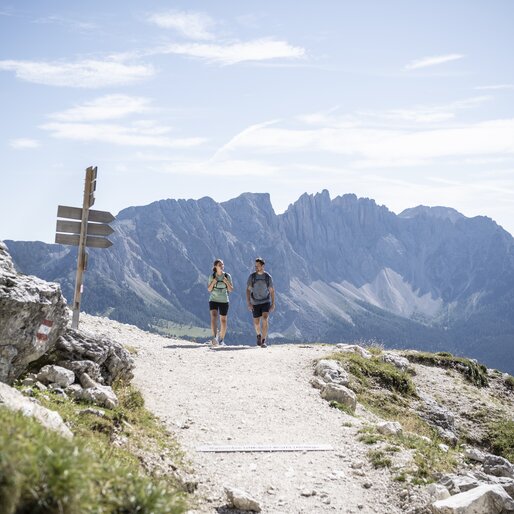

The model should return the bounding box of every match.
[56,220,81,234]
[55,233,112,248]
[56,220,114,236]
[57,205,115,223]
[87,223,114,236]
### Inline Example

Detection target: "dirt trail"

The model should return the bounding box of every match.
[82,315,403,513]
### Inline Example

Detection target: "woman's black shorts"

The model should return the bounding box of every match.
[209,301,229,316]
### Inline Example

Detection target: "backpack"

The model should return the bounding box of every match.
[213,272,229,290]
[250,272,271,301]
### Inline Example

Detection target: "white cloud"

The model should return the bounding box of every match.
[216,113,514,168]
[49,95,152,122]
[475,84,514,91]
[9,138,40,149]
[0,59,154,88]
[148,10,215,40]
[41,121,206,148]
[162,38,306,65]
[405,53,464,70]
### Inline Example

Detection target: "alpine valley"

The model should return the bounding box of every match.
[5,191,514,373]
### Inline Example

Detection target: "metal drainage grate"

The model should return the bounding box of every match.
[197,444,333,453]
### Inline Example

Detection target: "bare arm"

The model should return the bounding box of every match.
[270,287,275,311]
[246,285,252,310]
[207,277,217,292]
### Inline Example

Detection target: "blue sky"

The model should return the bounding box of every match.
[1,0,513,242]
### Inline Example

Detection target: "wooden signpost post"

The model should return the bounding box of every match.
[55,166,115,329]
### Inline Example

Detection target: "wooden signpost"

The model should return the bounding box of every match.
[55,166,115,329]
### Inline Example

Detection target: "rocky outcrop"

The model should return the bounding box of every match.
[47,329,134,385]
[0,241,69,384]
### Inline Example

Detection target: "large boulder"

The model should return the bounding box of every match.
[430,483,514,513]
[0,241,69,384]
[47,329,134,385]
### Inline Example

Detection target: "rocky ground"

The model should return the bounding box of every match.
[80,314,514,514]
[81,314,424,514]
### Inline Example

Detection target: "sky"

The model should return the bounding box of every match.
[1,0,513,242]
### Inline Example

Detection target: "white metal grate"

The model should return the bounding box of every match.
[196,444,333,453]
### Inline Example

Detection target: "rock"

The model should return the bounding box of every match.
[314,359,349,386]
[300,490,317,497]
[310,376,326,390]
[56,359,104,384]
[377,421,403,436]
[431,483,514,513]
[464,447,487,462]
[379,352,411,371]
[71,373,118,409]
[37,364,75,387]
[469,471,514,497]
[483,454,514,479]
[320,383,357,411]
[439,444,449,453]
[224,486,261,512]
[438,473,480,494]
[0,241,69,384]
[417,392,458,445]
[79,407,106,417]
[335,344,372,359]
[427,484,451,501]
[47,329,134,385]
[0,381,73,439]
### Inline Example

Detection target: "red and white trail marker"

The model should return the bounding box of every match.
[36,319,53,342]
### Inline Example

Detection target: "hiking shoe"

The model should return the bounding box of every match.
[261,338,267,348]
[218,339,226,346]
[256,334,262,347]
[211,336,219,347]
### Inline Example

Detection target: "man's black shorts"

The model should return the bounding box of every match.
[209,301,229,316]
[252,302,271,318]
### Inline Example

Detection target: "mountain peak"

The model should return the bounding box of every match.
[399,205,465,224]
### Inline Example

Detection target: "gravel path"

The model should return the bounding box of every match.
[81,315,403,514]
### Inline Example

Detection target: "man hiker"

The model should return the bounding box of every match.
[246,257,275,348]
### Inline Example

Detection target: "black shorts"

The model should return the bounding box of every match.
[209,301,229,316]
[252,302,271,318]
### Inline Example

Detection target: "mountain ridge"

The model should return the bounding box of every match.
[5,190,514,373]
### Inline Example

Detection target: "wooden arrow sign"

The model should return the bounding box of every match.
[56,220,114,236]
[55,233,113,248]
[57,205,115,223]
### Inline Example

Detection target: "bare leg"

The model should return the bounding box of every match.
[262,312,269,340]
[253,316,261,335]
[210,310,218,338]
[220,315,228,340]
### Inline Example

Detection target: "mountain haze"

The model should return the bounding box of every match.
[5,191,514,373]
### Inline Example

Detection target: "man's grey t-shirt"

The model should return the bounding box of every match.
[247,272,273,305]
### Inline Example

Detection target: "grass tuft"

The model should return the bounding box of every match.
[402,351,489,387]
[328,352,416,395]
[2,380,187,514]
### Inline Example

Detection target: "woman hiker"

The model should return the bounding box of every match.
[207,258,234,346]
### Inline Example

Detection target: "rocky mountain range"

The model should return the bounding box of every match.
[5,190,514,373]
